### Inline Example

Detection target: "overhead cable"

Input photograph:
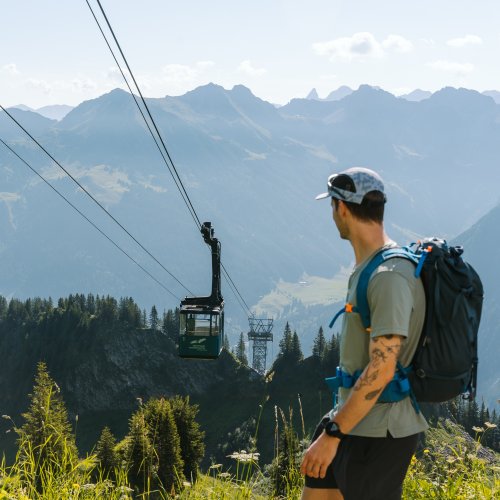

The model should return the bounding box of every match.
[86,0,254,317]
[0,137,181,301]
[0,104,192,296]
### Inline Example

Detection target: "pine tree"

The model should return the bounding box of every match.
[162,308,178,342]
[278,322,293,358]
[126,410,155,493]
[95,426,118,479]
[291,331,303,363]
[222,333,230,351]
[18,362,78,488]
[170,396,205,483]
[149,305,159,330]
[323,333,340,371]
[142,398,185,492]
[312,326,327,360]
[234,332,248,365]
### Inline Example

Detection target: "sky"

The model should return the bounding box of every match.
[1,0,500,108]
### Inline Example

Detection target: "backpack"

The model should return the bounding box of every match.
[326,237,483,407]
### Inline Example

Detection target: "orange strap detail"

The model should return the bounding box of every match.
[345,303,354,313]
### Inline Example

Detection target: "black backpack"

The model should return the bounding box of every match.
[328,238,484,404]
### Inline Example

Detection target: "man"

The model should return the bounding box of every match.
[301,167,428,500]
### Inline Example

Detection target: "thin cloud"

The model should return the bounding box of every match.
[382,35,413,53]
[447,35,482,48]
[313,32,412,61]
[428,60,474,75]
[0,192,21,202]
[238,60,266,77]
[162,61,214,84]
[2,63,20,75]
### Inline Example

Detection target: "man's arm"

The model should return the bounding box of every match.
[334,333,403,433]
[300,334,403,479]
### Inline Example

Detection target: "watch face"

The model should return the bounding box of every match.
[324,420,343,438]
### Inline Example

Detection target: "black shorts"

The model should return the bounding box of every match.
[305,416,419,500]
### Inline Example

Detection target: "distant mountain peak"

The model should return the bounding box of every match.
[306,88,320,100]
[325,85,353,101]
[399,89,433,102]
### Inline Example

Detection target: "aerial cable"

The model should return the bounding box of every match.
[86,0,254,317]
[221,264,253,316]
[84,0,200,229]
[87,0,201,229]
[0,104,192,296]
[0,137,181,301]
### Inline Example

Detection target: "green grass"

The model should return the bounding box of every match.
[1,415,498,499]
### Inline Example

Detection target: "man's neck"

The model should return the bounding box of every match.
[349,223,392,265]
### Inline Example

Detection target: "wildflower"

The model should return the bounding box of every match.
[472,426,484,433]
[484,421,497,429]
[423,449,430,454]
[209,463,222,469]
[72,483,80,490]
[219,472,231,479]
[182,481,192,488]
[227,450,260,463]
[1,415,10,420]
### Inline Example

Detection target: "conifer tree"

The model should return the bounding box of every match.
[222,333,230,351]
[18,362,78,487]
[234,332,248,365]
[312,326,327,360]
[291,331,303,363]
[170,395,205,483]
[149,305,159,330]
[162,308,178,342]
[278,322,293,357]
[142,398,185,492]
[95,426,118,479]
[126,410,155,493]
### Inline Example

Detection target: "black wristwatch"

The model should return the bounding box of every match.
[323,420,346,440]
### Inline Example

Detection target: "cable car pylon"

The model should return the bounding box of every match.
[179,222,224,359]
[247,317,273,374]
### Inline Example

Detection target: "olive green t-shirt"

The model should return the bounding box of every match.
[337,244,429,437]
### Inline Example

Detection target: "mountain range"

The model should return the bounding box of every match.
[1,83,500,407]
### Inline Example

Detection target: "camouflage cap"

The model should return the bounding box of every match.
[315,167,386,204]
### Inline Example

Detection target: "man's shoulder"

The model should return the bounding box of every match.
[371,255,416,281]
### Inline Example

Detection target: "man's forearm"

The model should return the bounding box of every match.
[333,335,402,434]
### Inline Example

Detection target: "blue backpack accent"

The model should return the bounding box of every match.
[326,238,483,409]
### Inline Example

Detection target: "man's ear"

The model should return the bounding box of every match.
[337,199,347,217]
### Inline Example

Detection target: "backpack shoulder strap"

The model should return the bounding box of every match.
[356,247,418,330]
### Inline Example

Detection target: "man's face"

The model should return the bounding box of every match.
[331,197,349,240]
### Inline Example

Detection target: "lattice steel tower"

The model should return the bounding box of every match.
[247,317,274,374]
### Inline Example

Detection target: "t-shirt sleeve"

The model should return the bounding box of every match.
[367,270,413,339]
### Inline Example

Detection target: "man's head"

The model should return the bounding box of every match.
[316,167,386,225]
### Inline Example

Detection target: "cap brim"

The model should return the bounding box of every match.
[315,192,331,200]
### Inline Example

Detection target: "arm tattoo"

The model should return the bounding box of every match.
[365,388,383,401]
[372,336,402,360]
[353,369,379,391]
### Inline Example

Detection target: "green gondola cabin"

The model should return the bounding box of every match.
[178,222,224,359]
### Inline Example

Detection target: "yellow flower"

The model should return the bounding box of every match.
[423,448,430,454]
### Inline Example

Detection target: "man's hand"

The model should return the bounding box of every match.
[300,431,340,478]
